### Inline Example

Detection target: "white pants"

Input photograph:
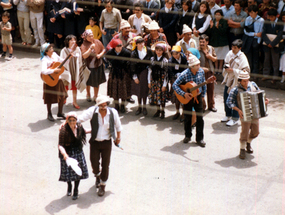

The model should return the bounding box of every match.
[17,10,32,44]
[30,11,45,45]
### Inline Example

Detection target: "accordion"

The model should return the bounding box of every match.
[239,90,268,122]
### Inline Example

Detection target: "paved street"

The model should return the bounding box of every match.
[0,50,285,215]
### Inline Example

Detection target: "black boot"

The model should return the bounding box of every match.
[160,111,165,119]
[115,103,119,112]
[47,113,55,121]
[67,182,72,196]
[135,107,142,115]
[153,110,160,117]
[121,104,126,113]
[95,176,101,188]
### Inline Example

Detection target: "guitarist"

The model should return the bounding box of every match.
[172,54,206,147]
[41,43,69,121]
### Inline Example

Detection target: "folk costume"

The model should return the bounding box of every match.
[106,39,132,112]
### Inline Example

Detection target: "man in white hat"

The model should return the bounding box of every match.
[176,24,197,53]
[77,95,122,196]
[172,54,208,147]
[226,71,269,159]
[144,20,169,48]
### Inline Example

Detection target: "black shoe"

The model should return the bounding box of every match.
[183,137,190,143]
[180,116,185,122]
[142,108,147,116]
[153,110,160,118]
[98,185,105,197]
[208,108,217,112]
[121,105,126,113]
[135,107,142,115]
[196,140,206,147]
[67,183,72,196]
[172,112,180,120]
[246,143,253,154]
[127,98,135,103]
[239,149,246,159]
[47,113,55,121]
[72,191,78,200]
[160,111,165,119]
[57,113,66,119]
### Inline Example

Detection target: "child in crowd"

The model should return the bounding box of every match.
[148,42,169,119]
[85,17,102,40]
[0,11,13,60]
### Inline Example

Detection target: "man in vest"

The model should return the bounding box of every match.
[77,95,122,196]
[226,71,269,159]
[198,34,217,112]
[176,24,197,53]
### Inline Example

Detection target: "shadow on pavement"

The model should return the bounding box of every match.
[215,154,257,169]
[211,121,239,135]
[45,185,113,214]
[28,119,63,132]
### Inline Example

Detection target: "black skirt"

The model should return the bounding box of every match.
[86,65,106,88]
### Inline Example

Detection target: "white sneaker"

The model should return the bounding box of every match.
[226,119,238,126]
[5,55,13,61]
[32,43,39,48]
[221,116,231,122]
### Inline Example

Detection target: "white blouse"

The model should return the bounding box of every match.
[41,52,63,75]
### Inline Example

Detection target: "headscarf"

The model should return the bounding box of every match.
[131,36,144,51]
[109,39,123,49]
[40,43,50,59]
[187,47,200,59]
[81,29,93,40]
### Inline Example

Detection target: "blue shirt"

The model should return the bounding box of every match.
[226,82,260,109]
[244,15,264,44]
[172,67,206,98]
[221,5,235,18]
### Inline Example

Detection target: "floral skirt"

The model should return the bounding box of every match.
[148,79,168,105]
[107,72,128,100]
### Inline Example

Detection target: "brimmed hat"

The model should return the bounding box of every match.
[96,95,110,106]
[182,24,192,34]
[238,71,250,79]
[120,19,131,30]
[109,39,123,49]
[171,45,181,53]
[148,20,160,30]
[66,111,78,120]
[188,54,200,67]
[151,41,167,52]
[40,42,50,59]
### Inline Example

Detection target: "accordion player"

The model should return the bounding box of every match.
[239,90,268,122]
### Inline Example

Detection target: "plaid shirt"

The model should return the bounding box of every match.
[227,81,260,109]
[173,68,206,98]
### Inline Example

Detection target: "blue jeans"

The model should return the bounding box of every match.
[102,28,117,47]
[223,86,239,120]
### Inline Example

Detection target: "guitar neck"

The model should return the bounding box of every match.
[58,53,71,69]
[189,81,207,92]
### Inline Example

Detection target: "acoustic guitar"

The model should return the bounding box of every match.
[41,45,75,87]
[175,76,216,104]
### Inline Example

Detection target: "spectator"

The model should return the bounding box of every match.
[176,24,197,52]
[207,9,229,74]
[190,0,200,12]
[261,8,283,83]
[221,39,250,126]
[175,0,194,40]
[159,0,179,46]
[99,0,122,47]
[141,0,160,20]
[258,0,271,19]
[227,0,247,48]
[1,0,17,41]
[114,0,134,20]
[27,0,45,47]
[242,5,264,76]
[192,1,212,47]
[144,20,169,48]
[279,11,285,82]
[0,11,13,60]
[85,16,102,40]
[61,0,77,38]
[198,34,217,112]
[221,0,235,18]
[207,0,220,16]
[278,0,285,15]
[13,0,32,45]
[128,2,152,36]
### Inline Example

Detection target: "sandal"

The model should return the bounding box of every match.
[73,103,80,109]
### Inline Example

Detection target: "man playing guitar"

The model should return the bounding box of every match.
[173,54,212,147]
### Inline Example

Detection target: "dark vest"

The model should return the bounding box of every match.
[90,107,116,143]
[195,15,206,31]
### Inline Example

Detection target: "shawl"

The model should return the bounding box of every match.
[60,47,91,92]
[80,38,104,69]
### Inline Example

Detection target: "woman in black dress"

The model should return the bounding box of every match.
[58,112,89,200]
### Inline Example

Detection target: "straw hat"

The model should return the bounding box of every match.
[238,71,250,80]
[148,20,160,30]
[120,19,131,30]
[182,24,192,34]
[188,54,200,67]
[171,45,182,52]
[96,95,110,106]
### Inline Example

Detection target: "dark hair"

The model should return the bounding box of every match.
[44,44,54,55]
[2,11,10,18]
[232,39,243,48]
[64,35,77,48]
[104,0,113,4]
[182,0,192,11]
[134,2,143,9]
[136,37,145,44]
[279,11,285,21]
[248,5,258,13]
[234,0,243,7]
[267,8,278,16]
[269,2,278,9]
[214,9,223,16]
[196,1,211,16]
[89,16,98,22]
[199,34,209,42]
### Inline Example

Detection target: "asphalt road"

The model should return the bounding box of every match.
[0,50,285,215]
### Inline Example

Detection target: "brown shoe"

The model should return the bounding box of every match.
[246,143,253,154]
[98,184,106,197]
[239,149,246,159]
